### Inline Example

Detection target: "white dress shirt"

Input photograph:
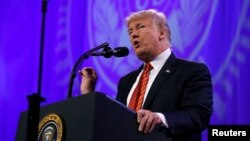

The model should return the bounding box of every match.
[126,48,171,127]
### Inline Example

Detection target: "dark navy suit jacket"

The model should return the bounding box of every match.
[116,53,213,141]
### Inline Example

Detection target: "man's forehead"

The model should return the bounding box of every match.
[128,17,152,27]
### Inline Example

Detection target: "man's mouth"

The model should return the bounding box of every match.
[133,40,140,48]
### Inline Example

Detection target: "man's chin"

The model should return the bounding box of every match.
[137,53,152,63]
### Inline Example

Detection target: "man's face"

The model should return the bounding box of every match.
[128,17,161,62]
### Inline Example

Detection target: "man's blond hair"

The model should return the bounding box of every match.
[126,9,171,44]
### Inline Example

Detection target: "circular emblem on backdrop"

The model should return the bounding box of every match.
[38,113,64,141]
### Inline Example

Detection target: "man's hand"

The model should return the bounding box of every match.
[137,109,162,133]
[79,67,98,94]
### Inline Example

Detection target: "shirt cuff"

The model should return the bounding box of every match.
[155,112,169,128]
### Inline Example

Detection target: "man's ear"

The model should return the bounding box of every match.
[159,28,167,40]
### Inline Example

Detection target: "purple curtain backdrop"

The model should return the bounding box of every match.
[0,0,250,140]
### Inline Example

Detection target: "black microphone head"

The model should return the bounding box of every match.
[113,47,129,57]
[103,47,112,58]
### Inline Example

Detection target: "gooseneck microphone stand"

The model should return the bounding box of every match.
[26,0,47,140]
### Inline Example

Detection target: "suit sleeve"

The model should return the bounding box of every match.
[164,63,213,135]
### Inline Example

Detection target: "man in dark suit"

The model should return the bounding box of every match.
[80,9,213,141]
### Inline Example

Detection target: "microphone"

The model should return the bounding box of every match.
[91,47,129,58]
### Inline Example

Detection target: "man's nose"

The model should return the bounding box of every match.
[131,30,139,39]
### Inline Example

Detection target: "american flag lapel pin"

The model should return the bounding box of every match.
[166,69,170,73]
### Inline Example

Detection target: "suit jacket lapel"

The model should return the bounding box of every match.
[143,53,177,108]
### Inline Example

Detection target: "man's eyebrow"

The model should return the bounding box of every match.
[127,23,143,32]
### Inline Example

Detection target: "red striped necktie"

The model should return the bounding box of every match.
[128,63,153,112]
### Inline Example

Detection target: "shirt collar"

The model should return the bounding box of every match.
[146,48,171,71]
